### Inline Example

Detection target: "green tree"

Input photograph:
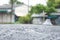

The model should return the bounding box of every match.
[55,0,60,8]
[47,0,55,7]
[30,4,56,15]
[29,4,45,14]
[47,0,60,25]
[47,0,60,8]
[44,6,56,15]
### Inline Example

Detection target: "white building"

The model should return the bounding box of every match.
[31,12,47,24]
[15,4,31,16]
[0,4,22,23]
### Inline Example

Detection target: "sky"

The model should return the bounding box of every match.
[0,0,47,16]
[0,0,47,6]
[18,0,47,6]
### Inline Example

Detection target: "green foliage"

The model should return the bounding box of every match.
[55,0,60,8]
[30,4,56,15]
[17,14,32,24]
[44,6,56,15]
[46,0,60,15]
[29,4,45,14]
[30,0,60,15]
[47,0,60,8]
[47,0,56,7]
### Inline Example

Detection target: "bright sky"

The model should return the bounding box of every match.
[0,0,47,6]
[18,0,47,6]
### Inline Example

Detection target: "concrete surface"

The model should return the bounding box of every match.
[0,24,60,40]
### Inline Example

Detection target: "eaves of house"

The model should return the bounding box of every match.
[0,4,23,13]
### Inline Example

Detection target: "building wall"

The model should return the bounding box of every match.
[32,18,43,24]
[0,13,15,23]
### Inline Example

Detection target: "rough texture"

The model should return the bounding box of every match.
[0,24,60,40]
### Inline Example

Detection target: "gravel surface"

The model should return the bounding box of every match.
[0,24,60,40]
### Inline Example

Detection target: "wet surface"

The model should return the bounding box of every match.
[0,24,60,40]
